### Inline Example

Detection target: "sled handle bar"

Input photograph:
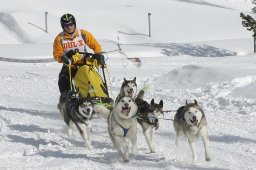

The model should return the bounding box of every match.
[79,51,105,65]
[78,51,104,57]
[78,51,94,57]
[63,50,105,66]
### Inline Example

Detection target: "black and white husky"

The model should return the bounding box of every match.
[173,100,211,162]
[58,91,93,150]
[135,87,163,153]
[115,77,137,102]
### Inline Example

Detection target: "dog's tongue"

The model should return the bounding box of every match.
[193,119,198,126]
[122,108,130,116]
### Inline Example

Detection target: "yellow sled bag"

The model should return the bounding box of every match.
[74,65,108,98]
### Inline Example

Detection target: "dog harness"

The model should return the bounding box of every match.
[113,114,136,137]
[115,120,130,137]
[123,128,129,137]
[121,113,138,136]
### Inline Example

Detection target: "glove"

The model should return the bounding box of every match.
[91,53,105,65]
[65,49,76,59]
[62,55,71,65]
[71,52,83,64]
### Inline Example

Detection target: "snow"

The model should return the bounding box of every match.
[0,0,256,169]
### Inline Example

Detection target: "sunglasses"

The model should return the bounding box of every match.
[63,23,74,28]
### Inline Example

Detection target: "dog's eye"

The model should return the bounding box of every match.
[128,99,131,102]
[188,111,191,114]
[122,100,124,102]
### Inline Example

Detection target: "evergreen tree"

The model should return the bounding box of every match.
[240,13,256,36]
[240,0,256,52]
[252,0,256,13]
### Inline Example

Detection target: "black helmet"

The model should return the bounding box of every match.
[60,13,76,29]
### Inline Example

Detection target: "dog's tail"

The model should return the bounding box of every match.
[93,105,110,119]
[136,85,150,100]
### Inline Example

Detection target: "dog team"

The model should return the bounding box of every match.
[58,77,211,162]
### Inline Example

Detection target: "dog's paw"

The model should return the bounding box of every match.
[150,149,156,153]
[149,145,156,153]
[123,157,129,162]
[206,157,211,161]
[87,146,92,151]
[68,129,74,137]
[193,156,198,162]
[122,153,130,162]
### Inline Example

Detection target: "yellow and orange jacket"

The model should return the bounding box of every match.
[53,29,102,63]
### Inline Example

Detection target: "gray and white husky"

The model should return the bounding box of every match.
[93,96,138,161]
[108,96,138,162]
[173,100,211,162]
[135,87,163,153]
[115,77,137,102]
[94,77,137,119]
[59,92,93,150]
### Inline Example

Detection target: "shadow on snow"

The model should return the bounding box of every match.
[210,134,256,144]
[0,105,60,120]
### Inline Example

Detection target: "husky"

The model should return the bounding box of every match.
[108,96,138,162]
[94,77,137,120]
[135,87,163,153]
[173,100,211,162]
[58,91,93,150]
[115,77,137,103]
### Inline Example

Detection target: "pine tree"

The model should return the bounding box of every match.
[252,0,256,13]
[240,0,256,52]
[240,13,256,36]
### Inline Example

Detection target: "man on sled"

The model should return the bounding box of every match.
[53,13,113,109]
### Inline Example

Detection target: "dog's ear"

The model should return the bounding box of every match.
[194,99,198,105]
[74,88,80,98]
[124,78,127,82]
[159,100,163,108]
[151,99,155,105]
[132,77,136,82]
[78,92,83,99]
[186,100,188,106]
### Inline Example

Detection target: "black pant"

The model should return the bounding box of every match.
[58,65,77,93]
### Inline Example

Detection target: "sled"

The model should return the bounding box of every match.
[66,52,113,108]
